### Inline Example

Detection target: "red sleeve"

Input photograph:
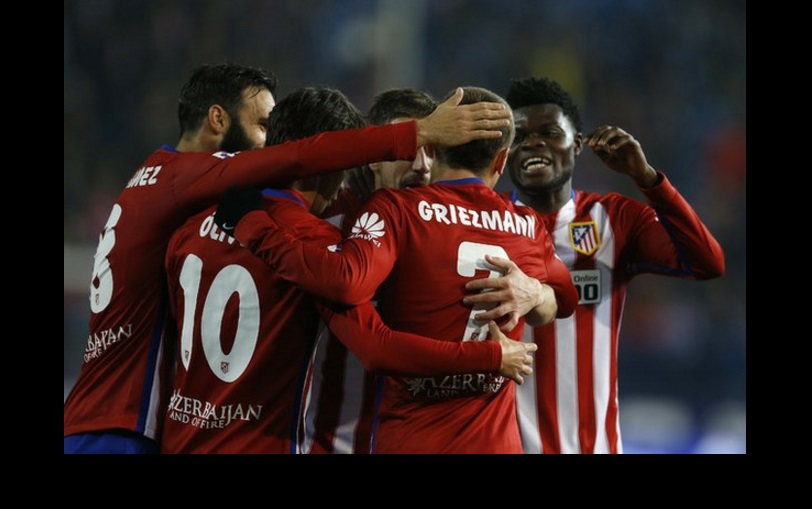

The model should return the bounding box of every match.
[174,121,417,211]
[235,193,399,305]
[631,171,725,279]
[317,300,501,376]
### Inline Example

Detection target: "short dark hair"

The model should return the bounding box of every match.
[265,86,365,146]
[348,88,438,199]
[367,88,438,125]
[267,86,366,197]
[177,63,278,135]
[506,77,582,132]
[433,87,514,174]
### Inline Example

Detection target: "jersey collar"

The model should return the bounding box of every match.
[435,177,486,186]
[261,188,309,209]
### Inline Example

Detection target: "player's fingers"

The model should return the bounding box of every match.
[474,304,510,321]
[464,292,505,306]
[607,136,635,152]
[586,125,614,148]
[585,125,605,142]
[484,254,516,271]
[472,129,504,140]
[442,87,463,107]
[470,117,511,130]
[464,101,510,115]
[465,277,506,292]
[597,127,624,148]
[499,313,520,333]
[525,342,538,353]
[487,320,502,338]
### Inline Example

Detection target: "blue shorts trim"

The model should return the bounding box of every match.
[64,430,159,454]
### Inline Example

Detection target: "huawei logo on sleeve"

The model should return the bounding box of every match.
[349,212,385,247]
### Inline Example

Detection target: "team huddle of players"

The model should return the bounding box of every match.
[64,64,724,454]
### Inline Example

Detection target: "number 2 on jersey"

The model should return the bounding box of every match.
[178,254,260,382]
[457,241,509,342]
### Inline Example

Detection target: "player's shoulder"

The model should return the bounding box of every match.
[172,204,216,237]
[133,147,221,179]
[576,189,643,212]
[166,205,222,260]
[572,189,654,232]
[367,186,417,206]
[323,187,361,218]
[167,147,246,167]
[494,189,537,214]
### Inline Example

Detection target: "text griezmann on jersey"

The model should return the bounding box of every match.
[417,200,537,239]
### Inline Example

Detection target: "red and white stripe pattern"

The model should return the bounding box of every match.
[515,196,623,454]
[298,322,375,454]
[296,206,377,454]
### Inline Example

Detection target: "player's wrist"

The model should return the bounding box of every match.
[634,167,660,188]
[532,279,546,309]
[413,118,429,147]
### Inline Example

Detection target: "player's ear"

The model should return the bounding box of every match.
[573,131,584,156]
[369,161,382,175]
[493,147,509,176]
[207,104,229,135]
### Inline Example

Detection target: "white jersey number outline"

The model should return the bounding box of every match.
[178,254,260,383]
[456,241,509,342]
[89,204,122,313]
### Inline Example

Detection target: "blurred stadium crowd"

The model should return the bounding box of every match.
[64,0,745,453]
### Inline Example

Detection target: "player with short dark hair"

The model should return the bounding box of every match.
[218,86,578,453]
[471,76,725,454]
[63,62,512,454]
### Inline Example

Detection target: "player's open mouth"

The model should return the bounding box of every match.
[521,157,552,175]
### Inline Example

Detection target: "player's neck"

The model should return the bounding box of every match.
[294,190,316,210]
[517,182,572,215]
[175,131,220,153]
[431,167,489,186]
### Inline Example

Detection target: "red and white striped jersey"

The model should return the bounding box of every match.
[237,178,578,453]
[63,122,420,442]
[510,173,725,453]
[298,188,377,454]
[298,320,378,454]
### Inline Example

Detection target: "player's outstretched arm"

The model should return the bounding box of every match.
[318,300,499,375]
[215,186,383,305]
[318,302,536,384]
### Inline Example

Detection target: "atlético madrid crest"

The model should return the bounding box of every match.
[569,221,600,256]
